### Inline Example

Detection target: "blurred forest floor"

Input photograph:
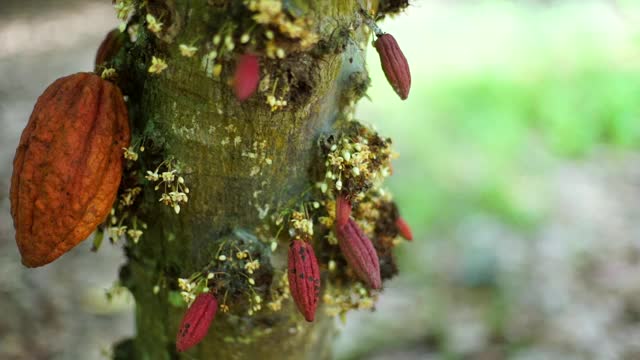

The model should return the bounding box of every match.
[3,1,640,359]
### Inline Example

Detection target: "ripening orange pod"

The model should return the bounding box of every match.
[374,33,411,100]
[288,239,321,322]
[10,72,130,267]
[176,292,218,352]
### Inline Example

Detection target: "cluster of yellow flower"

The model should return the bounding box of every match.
[145,158,190,214]
[322,282,377,319]
[246,0,319,53]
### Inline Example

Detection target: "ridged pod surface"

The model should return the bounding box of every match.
[374,33,411,100]
[336,219,382,289]
[10,72,130,267]
[176,293,218,352]
[288,240,321,322]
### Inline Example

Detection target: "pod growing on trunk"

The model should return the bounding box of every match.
[288,239,321,322]
[336,218,382,289]
[10,72,130,267]
[176,293,218,352]
[374,33,411,100]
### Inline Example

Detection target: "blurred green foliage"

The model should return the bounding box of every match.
[359,1,640,235]
[341,2,640,358]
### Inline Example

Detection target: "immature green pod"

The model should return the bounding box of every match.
[374,33,411,100]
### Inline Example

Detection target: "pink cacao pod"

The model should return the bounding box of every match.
[335,194,352,228]
[176,292,218,352]
[374,33,411,100]
[336,218,382,289]
[288,239,321,322]
[395,216,413,241]
[233,54,260,101]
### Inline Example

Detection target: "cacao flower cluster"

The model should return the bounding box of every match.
[176,292,218,352]
[374,33,411,100]
[10,72,130,267]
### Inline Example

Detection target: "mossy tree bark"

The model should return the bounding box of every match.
[107,0,397,359]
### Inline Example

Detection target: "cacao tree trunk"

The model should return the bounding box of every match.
[111,1,385,359]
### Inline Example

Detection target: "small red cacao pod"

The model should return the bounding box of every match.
[288,240,321,322]
[10,72,130,267]
[176,293,218,352]
[374,33,411,100]
[95,28,125,71]
[336,219,382,289]
[335,194,352,228]
[395,217,413,241]
[233,54,260,101]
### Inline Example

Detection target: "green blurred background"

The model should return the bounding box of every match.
[351,1,640,359]
[2,1,640,359]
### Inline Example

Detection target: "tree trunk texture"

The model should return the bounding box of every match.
[106,0,403,359]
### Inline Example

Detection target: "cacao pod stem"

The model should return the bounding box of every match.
[336,194,352,228]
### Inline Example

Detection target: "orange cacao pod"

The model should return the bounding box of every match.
[374,33,411,100]
[10,72,130,267]
[336,218,382,289]
[288,239,321,322]
[176,293,218,352]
